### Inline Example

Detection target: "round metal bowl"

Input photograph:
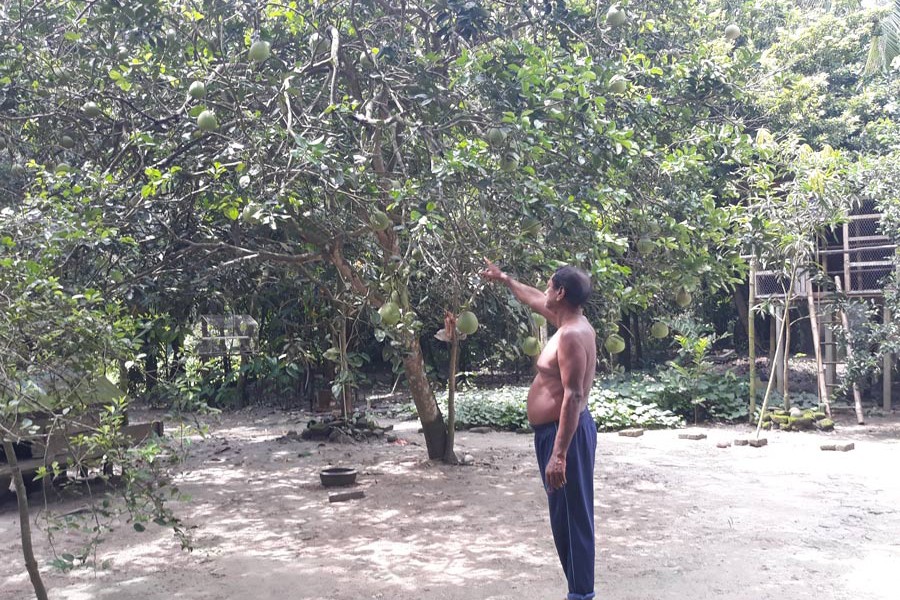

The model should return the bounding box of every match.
[320,467,358,487]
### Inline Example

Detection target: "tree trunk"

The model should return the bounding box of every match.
[631,313,643,367]
[619,320,632,371]
[401,336,447,460]
[2,439,49,600]
[144,345,158,392]
[733,286,751,348]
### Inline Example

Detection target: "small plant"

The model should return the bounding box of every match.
[660,318,738,422]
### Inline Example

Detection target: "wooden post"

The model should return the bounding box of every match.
[748,260,757,421]
[843,222,851,294]
[769,310,777,365]
[807,290,831,418]
[885,305,893,412]
[823,310,836,392]
[835,277,865,424]
[444,312,459,464]
[783,304,791,410]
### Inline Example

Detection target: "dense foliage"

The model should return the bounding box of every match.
[0,0,898,517]
[0,0,896,438]
[3,1,900,594]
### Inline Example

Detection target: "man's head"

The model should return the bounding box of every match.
[546,265,592,309]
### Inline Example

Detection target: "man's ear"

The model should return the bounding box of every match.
[557,286,566,301]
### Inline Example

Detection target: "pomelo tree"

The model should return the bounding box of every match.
[2,0,766,460]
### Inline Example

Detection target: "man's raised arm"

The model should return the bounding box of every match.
[480,258,557,327]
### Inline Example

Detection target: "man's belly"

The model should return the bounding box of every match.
[527,373,564,425]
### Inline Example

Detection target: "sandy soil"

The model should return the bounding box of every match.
[2,408,900,600]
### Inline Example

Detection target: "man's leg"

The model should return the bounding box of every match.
[534,410,597,600]
[558,409,596,600]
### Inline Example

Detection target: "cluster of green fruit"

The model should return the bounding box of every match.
[484,126,519,173]
[379,302,479,338]
[601,283,695,355]
[603,320,669,356]
[194,40,270,134]
[603,5,630,94]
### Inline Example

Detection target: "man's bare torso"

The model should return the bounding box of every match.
[526,315,597,425]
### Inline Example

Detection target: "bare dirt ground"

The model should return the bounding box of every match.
[3,408,900,600]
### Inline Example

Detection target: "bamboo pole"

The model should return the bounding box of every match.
[783,304,791,410]
[769,309,777,365]
[444,312,459,464]
[823,310,836,391]
[835,277,865,425]
[884,305,892,412]
[748,259,757,422]
[843,222,851,293]
[807,289,831,418]
[773,307,785,396]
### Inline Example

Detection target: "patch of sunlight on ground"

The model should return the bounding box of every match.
[843,545,900,598]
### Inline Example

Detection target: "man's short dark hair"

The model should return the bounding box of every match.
[551,266,591,308]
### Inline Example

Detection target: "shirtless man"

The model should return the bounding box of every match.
[481,259,597,600]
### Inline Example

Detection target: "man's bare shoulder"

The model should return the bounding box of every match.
[557,322,595,347]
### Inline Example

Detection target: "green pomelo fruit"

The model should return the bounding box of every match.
[605,333,626,354]
[637,236,654,254]
[379,302,401,326]
[60,135,75,149]
[359,50,374,68]
[457,311,479,335]
[500,152,519,173]
[532,313,547,328]
[82,101,101,118]
[241,203,262,224]
[189,81,206,99]
[650,321,669,339]
[606,5,627,27]
[10,164,25,177]
[370,210,391,231]
[486,127,507,146]
[309,32,329,56]
[197,110,218,132]
[724,24,741,40]
[676,288,692,308]
[54,162,71,174]
[523,336,542,357]
[609,75,628,94]
[249,40,271,62]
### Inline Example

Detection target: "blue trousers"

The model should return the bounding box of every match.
[534,408,597,600]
